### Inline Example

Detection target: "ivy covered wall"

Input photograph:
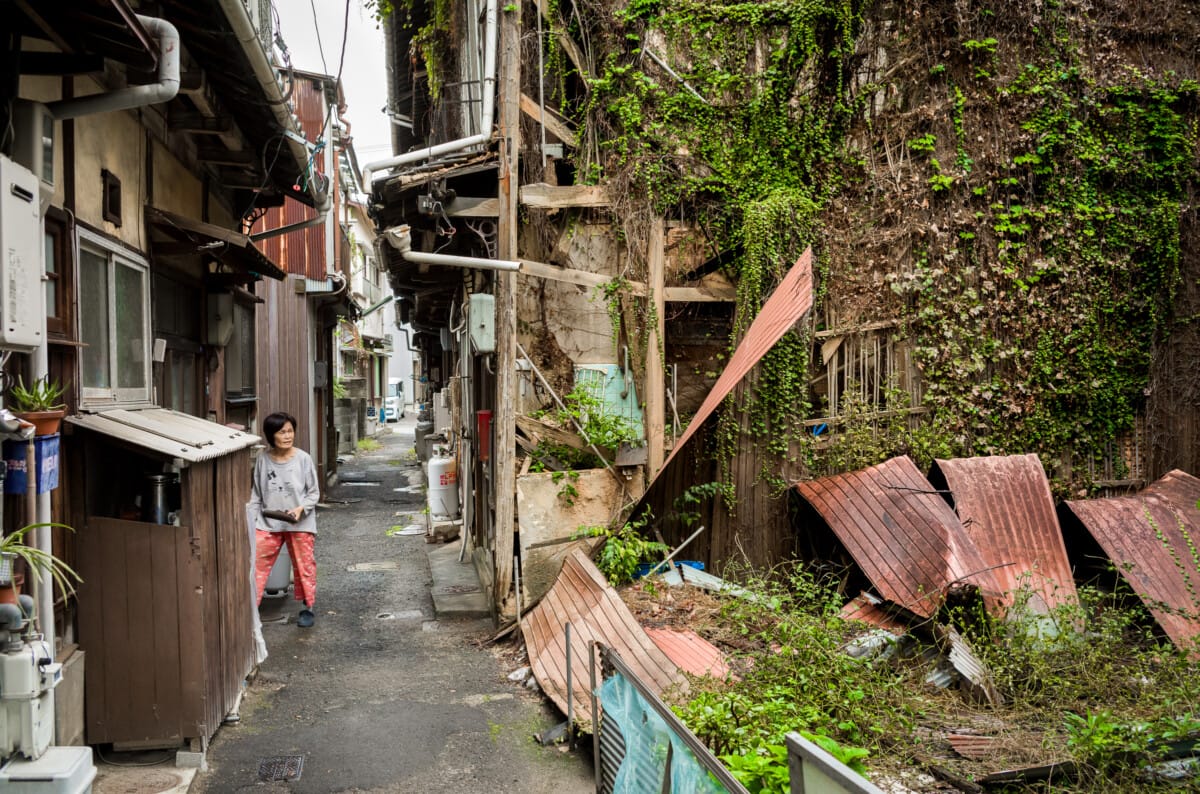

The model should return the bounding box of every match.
[557,0,1200,566]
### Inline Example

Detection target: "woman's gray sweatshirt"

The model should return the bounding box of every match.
[249,448,321,534]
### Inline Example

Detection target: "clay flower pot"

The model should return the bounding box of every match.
[15,409,65,437]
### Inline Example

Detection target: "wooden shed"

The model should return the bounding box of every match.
[65,409,259,749]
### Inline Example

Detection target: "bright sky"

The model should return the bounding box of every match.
[275,1,394,174]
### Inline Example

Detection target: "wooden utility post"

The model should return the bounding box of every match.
[646,219,666,477]
[493,0,522,614]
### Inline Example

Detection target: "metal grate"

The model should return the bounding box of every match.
[257,756,304,782]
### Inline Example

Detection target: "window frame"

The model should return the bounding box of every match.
[77,227,152,407]
[43,209,73,338]
[223,295,258,401]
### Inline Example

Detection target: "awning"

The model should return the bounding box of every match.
[146,206,286,282]
[66,408,260,463]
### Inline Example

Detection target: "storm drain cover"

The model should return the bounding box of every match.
[257,755,304,782]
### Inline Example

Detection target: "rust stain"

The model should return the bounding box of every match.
[794,456,1004,618]
[929,454,1077,614]
[947,733,996,760]
[1063,470,1200,651]
[521,550,684,730]
[644,628,730,679]
[662,248,813,471]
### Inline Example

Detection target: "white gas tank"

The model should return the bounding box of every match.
[427,450,460,519]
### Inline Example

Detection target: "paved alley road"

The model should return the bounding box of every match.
[193,423,593,793]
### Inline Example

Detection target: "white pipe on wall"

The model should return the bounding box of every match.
[382,224,518,271]
[362,0,499,187]
[47,15,180,120]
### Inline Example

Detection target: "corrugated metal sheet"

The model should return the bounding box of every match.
[644,628,730,679]
[840,592,909,633]
[66,408,260,462]
[947,733,996,760]
[662,248,813,471]
[256,74,329,280]
[938,625,1003,706]
[929,454,1077,614]
[1063,470,1200,650]
[521,549,684,731]
[794,456,1004,617]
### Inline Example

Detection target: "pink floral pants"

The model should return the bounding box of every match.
[254,530,317,607]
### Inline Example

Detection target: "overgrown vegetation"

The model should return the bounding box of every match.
[572,0,1200,499]
[650,567,1200,793]
[528,380,640,471]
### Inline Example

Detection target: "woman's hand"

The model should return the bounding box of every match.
[289,506,305,521]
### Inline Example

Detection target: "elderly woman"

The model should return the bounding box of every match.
[250,412,321,628]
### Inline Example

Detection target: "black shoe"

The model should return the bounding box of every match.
[297,609,315,628]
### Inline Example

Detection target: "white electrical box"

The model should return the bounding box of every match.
[0,156,46,351]
[468,293,495,353]
[207,293,234,346]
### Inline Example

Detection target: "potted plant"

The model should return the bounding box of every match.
[0,523,79,607]
[9,376,68,436]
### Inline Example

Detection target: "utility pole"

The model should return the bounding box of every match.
[493,0,522,614]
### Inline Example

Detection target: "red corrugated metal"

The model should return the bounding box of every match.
[255,75,329,280]
[661,248,813,471]
[521,549,684,731]
[1063,470,1200,651]
[840,593,909,633]
[794,456,1004,617]
[644,628,730,679]
[930,454,1077,614]
[947,733,996,759]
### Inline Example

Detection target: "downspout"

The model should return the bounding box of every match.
[362,0,498,187]
[216,0,329,210]
[47,15,180,119]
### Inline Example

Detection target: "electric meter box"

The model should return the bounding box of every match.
[0,156,47,351]
[468,293,495,353]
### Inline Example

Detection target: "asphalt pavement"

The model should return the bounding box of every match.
[190,420,593,793]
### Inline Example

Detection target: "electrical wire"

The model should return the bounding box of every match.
[308,0,330,75]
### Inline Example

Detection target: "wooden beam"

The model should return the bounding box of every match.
[18,52,103,75]
[444,196,500,217]
[195,148,256,167]
[646,218,666,477]
[530,0,592,80]
[168,112,233,135]
[494,0,522,617]
[519,183,609,209]
[519,258,647,295]
[519,93,578,148]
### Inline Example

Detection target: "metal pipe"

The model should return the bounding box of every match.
[248,213,327,241]
[216,0,330,209]
[403,250,519,272]
[644,524,706,578]
[589,641,601,792]
[47,15,179,120]
[363,0,499,186]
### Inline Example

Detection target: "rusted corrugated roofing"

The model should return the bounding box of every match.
[840,592,910,633]
[644,628,730,679]
[662,248,813,471]
[521,549,684,730]
[794,456,1004,617]
[929,454,1077,614]
[1063,470,1200,650]
[947,733,996,760]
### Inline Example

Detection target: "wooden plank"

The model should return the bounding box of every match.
[519,93,578,147]
[445,196,501,217]
[519,183,609,209]
[663,285,737,302]
[519,258,647,295]
[646,218,666,477]
[494,0,522,615]
[150,518,183,744]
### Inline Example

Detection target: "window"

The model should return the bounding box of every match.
[79,228,150,405]
[101,169,121,226]
[224,300,256,399]
[43,210,72,336]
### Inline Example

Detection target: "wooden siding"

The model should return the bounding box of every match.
[255,276,313,448]
[78,517,206,745]
[76,450,254,747]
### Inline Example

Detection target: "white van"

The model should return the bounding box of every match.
[383,377,406,421]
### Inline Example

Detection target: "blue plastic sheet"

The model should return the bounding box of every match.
[598,673,730,794]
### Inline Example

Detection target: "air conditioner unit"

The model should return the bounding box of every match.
[0,156,46,351]
[9,100,56,213]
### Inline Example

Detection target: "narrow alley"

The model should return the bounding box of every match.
[191,422,593,793]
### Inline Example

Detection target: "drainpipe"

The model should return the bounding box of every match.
[382,225,519,271]
[216,0,329,210]
[46,15,180,119]
[362,0,498,187]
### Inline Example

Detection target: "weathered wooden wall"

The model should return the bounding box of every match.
[255,277,314,448]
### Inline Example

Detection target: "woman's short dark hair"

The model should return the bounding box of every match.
[263,412,298,448]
